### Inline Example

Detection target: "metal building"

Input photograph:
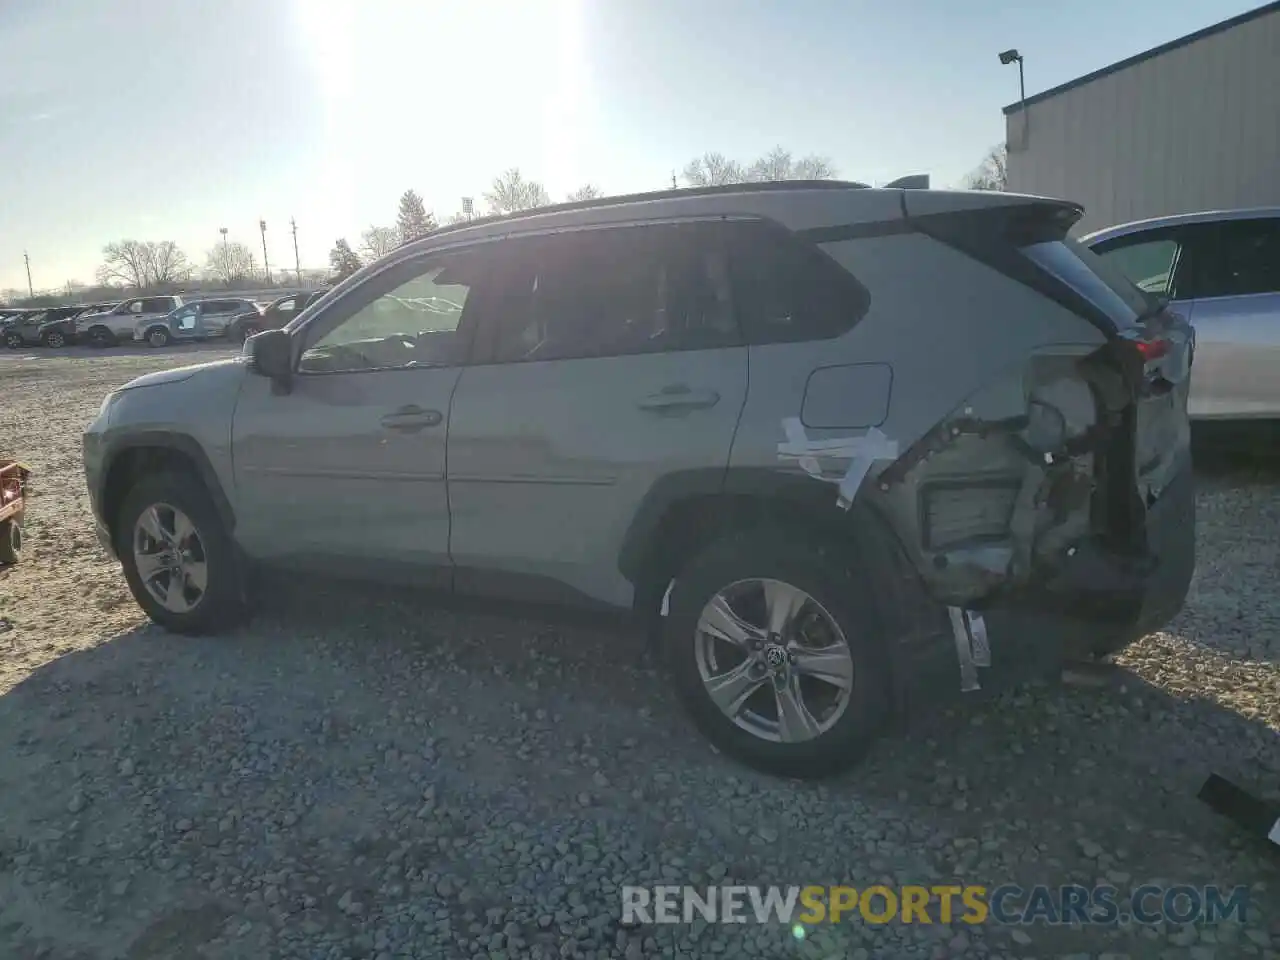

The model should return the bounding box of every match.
[1004,2,1280,235]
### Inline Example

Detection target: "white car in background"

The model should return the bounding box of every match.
[78,295,186,347]
[1083,208,1280,421]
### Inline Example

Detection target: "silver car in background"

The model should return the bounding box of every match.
[1083,208,1280,420]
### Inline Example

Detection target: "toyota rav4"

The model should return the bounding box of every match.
[83,182,1196,778]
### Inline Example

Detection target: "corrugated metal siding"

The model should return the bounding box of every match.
[1006,9,1280,234]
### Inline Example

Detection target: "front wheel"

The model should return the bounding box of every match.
[237,323,262,343]
[88,327,114,348]
[147,327,171,348]
[42,330,66,348]
[116,472,245,634]
[3,332,22,349]
[663,527,891,779]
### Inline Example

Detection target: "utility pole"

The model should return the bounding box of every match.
[259,219,271,284]
[290,217,301,286]
[23,251,33,298]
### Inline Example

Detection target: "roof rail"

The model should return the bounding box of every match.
[884,174,930,189]
[422,178,872,242]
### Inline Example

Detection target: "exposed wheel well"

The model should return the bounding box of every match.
[630,493,874,618]
[102,446,206,545]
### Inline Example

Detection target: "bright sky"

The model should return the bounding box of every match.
[0,0,1261,293]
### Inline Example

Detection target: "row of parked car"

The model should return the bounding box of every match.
[0,289,329,350]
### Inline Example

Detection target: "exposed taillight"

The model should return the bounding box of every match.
[1134,337,1170,362]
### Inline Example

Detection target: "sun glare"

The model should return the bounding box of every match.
[293,0,587,222]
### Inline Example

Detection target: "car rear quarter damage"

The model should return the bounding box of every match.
[726,191,1195,694]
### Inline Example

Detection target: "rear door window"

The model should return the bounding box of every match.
[1205,218,1280,298]
[140,297,175,314]
[483,222,740,364]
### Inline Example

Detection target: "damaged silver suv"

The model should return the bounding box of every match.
[84,182,1196,778]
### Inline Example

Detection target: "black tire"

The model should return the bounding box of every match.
[115,471,245,635]
[147,327,171,348]
[3,333,22,349]
[42,330,66,348]
[236,322,263,344]
[662,526,892,779]
[0,520,21,564]
[88,326,114,348]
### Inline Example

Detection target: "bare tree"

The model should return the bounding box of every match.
[484,168,551,214]
[681,152,745,187]
[204,242,258,285]
[360,225,399,261]
[747,147,794,182]
[792,154,838,180]
[965,144,1008,191]
[741,146,838,182]
[149,241,191,287]
[96,240,191,290]
[566,184,602,202]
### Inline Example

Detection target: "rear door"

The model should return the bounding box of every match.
[447,221,747,609]
[196,300,240,337]
[1175,217,1280,419]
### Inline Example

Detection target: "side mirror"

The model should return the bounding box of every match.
[248,328,293,386]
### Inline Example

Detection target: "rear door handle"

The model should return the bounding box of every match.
[379,405,443,432]
[637,386,721,412]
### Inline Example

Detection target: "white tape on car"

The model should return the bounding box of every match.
[777,418,900,511]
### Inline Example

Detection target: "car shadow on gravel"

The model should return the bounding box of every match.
[1,581,1276,959]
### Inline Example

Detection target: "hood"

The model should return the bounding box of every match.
[118,357,244,392]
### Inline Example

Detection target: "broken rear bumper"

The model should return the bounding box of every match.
[895,453,1195,714]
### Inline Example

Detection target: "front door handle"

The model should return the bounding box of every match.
[637,385,721,412]
[380,405,443,432]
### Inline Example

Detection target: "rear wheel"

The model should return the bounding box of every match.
[663,527,891,779]
[147,327,171,348]
[0,520,21,564]
[88,326,114,348]
[3,332,22,349]
[42,330,66,348]
[116,472,245,634]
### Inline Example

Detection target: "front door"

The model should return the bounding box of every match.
[447,221,748,608]
[230,246,496,582]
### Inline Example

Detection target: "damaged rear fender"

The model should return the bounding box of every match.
[866,344,1117,608]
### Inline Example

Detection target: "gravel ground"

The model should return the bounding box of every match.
[0,346,1277,960]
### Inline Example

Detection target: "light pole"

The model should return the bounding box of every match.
[999,49,1027,149]
[259,219,271,284]
[23,251,33,298]
[290,217,301,286]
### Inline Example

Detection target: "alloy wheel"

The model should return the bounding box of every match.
[693,578,855,743]
[132,503,208,614]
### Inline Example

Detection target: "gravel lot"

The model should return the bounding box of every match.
[0,346,1277,960]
